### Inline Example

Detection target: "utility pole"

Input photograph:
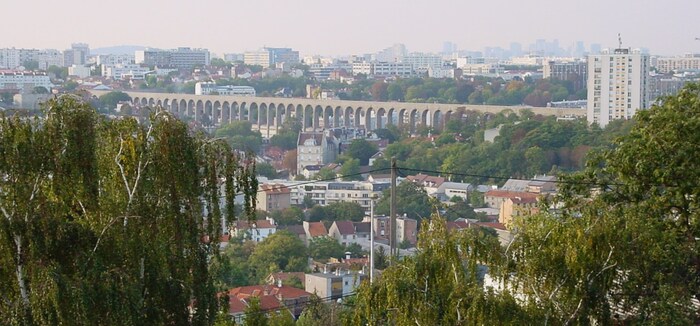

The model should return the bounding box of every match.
[390,157,397,259]
[370,198,375,283]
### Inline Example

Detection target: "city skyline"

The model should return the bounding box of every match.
[2,0,699,57]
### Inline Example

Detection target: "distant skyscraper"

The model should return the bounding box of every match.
[574,41,586,57]
[374,44,407,63]
[587,47,650,127]
[590,43,602,55]
[509,42,522,57]
[442,41,457,55]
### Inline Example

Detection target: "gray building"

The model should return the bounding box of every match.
[543,60,587,92]
[305,271,367,300]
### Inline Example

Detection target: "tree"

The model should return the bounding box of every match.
[443,200,479,221]
[373,246,389,270]
[338,158,361,181]
[215,121,263,152]
[504,83,700,324]
[98,91,131,109]
[309,236,345,261]
[0,97,258,325]
[315,167,336,180]
[32,86,49,94]
[243,297,268,326]
[21,60,39,70]
[350,217,532,325]
[248,231,307,282]
[375,181,432,220]
[343,139,378,165]
[256,162,278,179]
[269,207,304,226]
[281,150,297,175]
[370,81,388,101]
[324,202,365,222]
[47,65,68,80]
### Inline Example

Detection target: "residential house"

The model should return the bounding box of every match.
[328,221,357,246]
[226,284,312,323]
[367,215,418,245]
[406,173,446,195]
[500,175,557,194]
[297,131,338,175]
[434,181,473,202]
[305,270,367,301]
[499,195,539,227]
[303,221,328,245]
[278,224,307,244]
[353,222,371,239]
[484,190,538,210]
[231,219,276,243]
[265,272,306,287]
[257,184,291,212]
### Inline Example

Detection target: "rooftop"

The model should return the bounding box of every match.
[333,221,356,235]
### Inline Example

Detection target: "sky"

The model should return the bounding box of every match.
[3,0,699,57]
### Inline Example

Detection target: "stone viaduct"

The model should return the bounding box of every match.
[89,90,585,137]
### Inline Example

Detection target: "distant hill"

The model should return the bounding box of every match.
[91,45,148,55]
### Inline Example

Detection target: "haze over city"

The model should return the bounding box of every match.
[3,0,699,56]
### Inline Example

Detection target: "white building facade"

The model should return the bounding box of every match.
[0,71,53,92]
[587,48,650,127]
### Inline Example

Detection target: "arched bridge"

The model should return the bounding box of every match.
[89,90,585,137]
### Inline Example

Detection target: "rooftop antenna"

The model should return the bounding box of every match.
[618,33,623,49]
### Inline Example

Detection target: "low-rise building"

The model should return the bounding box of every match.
[303,221,328,244]
[257,184,291,212]
[0,70,52,93]
[499,195,539,227]
[305,270,367,300]
[297,131,338,175]
[226,284,312,323]
[328,221,357,246]
[194,82,256,96]
[484,190,539,210]
[231,219,277,243]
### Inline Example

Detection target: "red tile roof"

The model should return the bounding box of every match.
[333,221,356,235]
[259,183,291,194]
[234,219,275,229]
[228,284,312,301]
[484,190,539,200]
[476,222,507,231]
[306,222,327,237]
[268,272,306,284]
[407,173,446,187]
[446,220,471,231]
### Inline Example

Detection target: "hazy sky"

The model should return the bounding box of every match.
[3,0,699,57]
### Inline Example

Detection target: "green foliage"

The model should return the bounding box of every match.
[306,202,365,223]
[503,83,700,324]
[373,246,389,270]
[47,65,68,80]
[247,231,307,283]
[350,216,532,325]
[215,121,263,152]
[256,162,278,179]
[309,236,346,261]
[375,181,432,220]
[342,139,378,165]
[315,167,336,180]
[0,97,257,325]
[338,158,362,181]
[269,207,305,226]
[443,200,480,221]
[98,91,131,109]
[243,297,268,326]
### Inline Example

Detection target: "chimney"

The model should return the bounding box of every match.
[277,279,282,288]
[345,252,351,260]
[323,264,328,274]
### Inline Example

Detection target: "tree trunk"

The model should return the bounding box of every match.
[15,234,29,306]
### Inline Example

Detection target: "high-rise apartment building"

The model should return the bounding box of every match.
[135,48,210,68]
[586,48,650,127]
[544,60,587,92]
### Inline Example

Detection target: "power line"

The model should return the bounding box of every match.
[396,166,623,187]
